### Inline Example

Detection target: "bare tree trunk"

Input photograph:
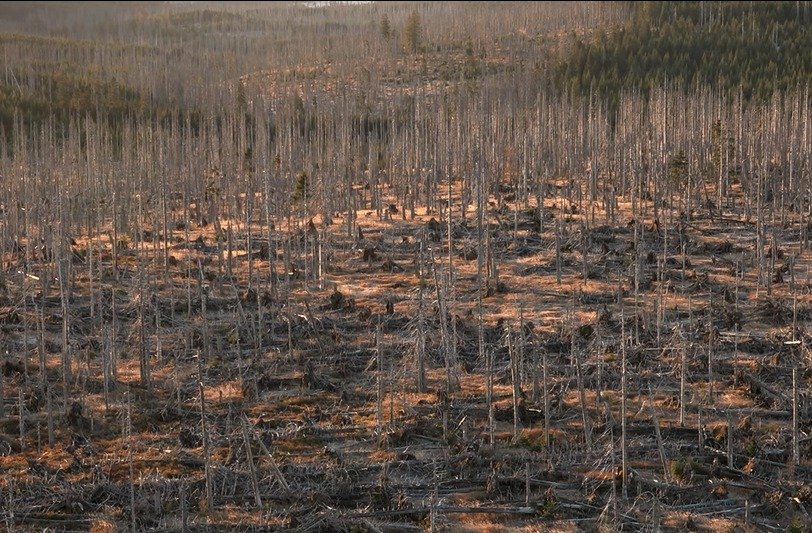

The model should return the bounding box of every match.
[707,292,713,404]
[648,384,668,482]
[241,416,262,508]
[488,346,494,446]
[430,249,458,393]
[542,348,549,448]
[574,343,592,448]
[508,326,520,440]
[793,366,800,470]
[416,239,427,392]
[727,414,734,468]
[127,387,136,533]
[680,327,687,427]
[621,307,628,500]
[198,354,213,511]
[376,321,384,438]
[58,256,71,403]
[555,218,562,285]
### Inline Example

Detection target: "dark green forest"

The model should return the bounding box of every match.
[558,1,812,109]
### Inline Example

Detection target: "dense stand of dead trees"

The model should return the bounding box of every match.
[1,85,808,272]
[0,3,810,531]
[0,83,809,423]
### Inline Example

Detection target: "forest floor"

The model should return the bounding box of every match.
[1,180,811,532]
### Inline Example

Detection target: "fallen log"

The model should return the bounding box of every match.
[734,368,789,408]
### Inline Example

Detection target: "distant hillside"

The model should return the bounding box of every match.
[0,2,167,32]
[1,1,810,137]
[556,1,812,108]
